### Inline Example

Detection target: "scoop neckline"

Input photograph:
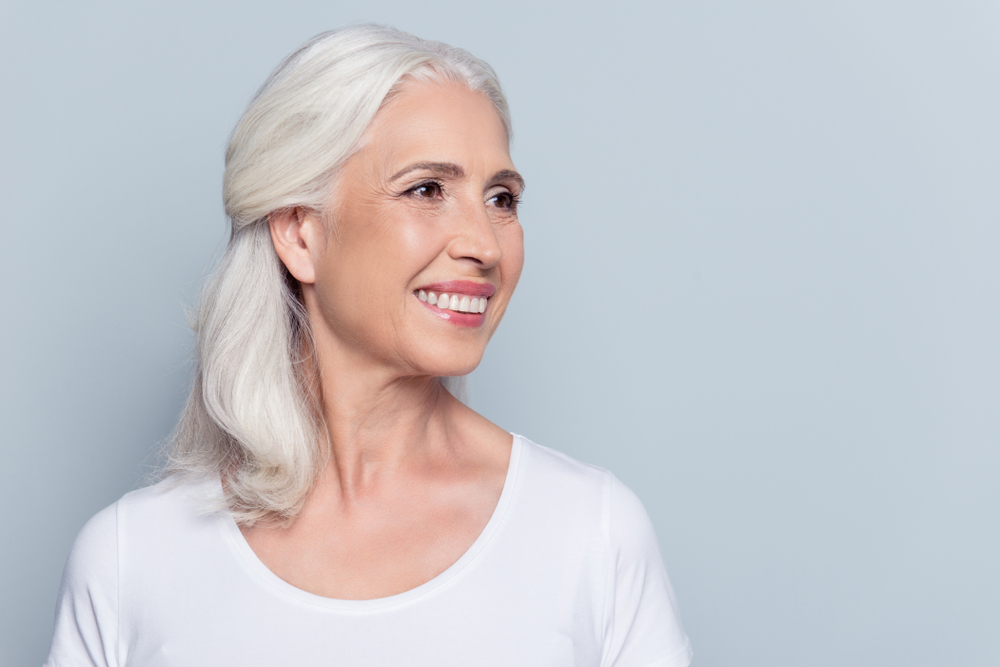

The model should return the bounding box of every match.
[219,433,524,613]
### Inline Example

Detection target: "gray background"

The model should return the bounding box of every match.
[2,1,997,665]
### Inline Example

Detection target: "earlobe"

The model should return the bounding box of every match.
[268,207,319,284]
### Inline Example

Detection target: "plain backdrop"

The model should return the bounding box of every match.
[2,1,998,665]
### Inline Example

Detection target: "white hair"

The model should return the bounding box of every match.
[167,25,510,524]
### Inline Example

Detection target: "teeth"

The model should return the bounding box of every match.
[417,290,490,314]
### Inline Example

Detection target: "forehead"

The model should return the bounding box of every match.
[361,79,512,168]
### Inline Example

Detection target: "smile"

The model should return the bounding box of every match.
[416,290,488,314]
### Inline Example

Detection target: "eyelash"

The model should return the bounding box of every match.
[403,180,521,212]
[406,180,444,200]
[490,191,520,211]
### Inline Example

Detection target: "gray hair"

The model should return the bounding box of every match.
[167,25,510,524]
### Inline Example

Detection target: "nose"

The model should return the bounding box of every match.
[447,196,503,269]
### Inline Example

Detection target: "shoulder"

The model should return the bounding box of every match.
[115,473,221,519]
[513,434,652,527]
[514,434,612,492]
[111,474,228,575]
[47,475,222,666]
[58,499,119,598]
[61,474,218,576]
[47,499,120,666]
[512,435,653,551]
[59,474,221,589]
[512,437,692,666]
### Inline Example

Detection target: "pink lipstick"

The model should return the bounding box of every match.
[413,281,495,327]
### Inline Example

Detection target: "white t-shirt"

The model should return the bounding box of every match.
[46,435,692,667]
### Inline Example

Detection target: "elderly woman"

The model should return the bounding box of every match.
[46,25,692,667]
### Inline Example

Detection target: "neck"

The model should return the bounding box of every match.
[304,327,461,501]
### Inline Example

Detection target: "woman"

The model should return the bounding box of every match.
[46,25,692,666]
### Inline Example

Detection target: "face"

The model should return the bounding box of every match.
[294,79,524,380]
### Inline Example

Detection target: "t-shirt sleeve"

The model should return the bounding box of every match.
[45,502,120,667]
[601,475,693,667]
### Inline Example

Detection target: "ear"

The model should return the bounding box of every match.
[268,207,323,284]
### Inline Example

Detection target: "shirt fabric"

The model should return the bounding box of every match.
[46,435,693,667]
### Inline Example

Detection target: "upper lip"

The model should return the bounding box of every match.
[415,280,496,298]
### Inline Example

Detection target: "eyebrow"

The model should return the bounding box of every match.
[390,162,526,191]
[390,162,464,181]
[491,169,526,192]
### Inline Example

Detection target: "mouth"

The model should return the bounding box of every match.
[413,280,495,322]
[416,289,488,313]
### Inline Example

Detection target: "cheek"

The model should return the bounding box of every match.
[499,223,525,286]
[396,216,447,266]
[330,208,438,287]
[317,214,449,336]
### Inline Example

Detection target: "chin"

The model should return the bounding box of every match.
[412,349,484,380]
[403,327,487,376]
[429,360,481,379]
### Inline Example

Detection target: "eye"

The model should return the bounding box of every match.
[488,190,519,210]
[408,181,443,199]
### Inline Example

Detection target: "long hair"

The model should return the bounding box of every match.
[167,25,511,524]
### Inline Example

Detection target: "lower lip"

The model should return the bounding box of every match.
[417,297,487,327]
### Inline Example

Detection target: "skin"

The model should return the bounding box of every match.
[243,79,525,600]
